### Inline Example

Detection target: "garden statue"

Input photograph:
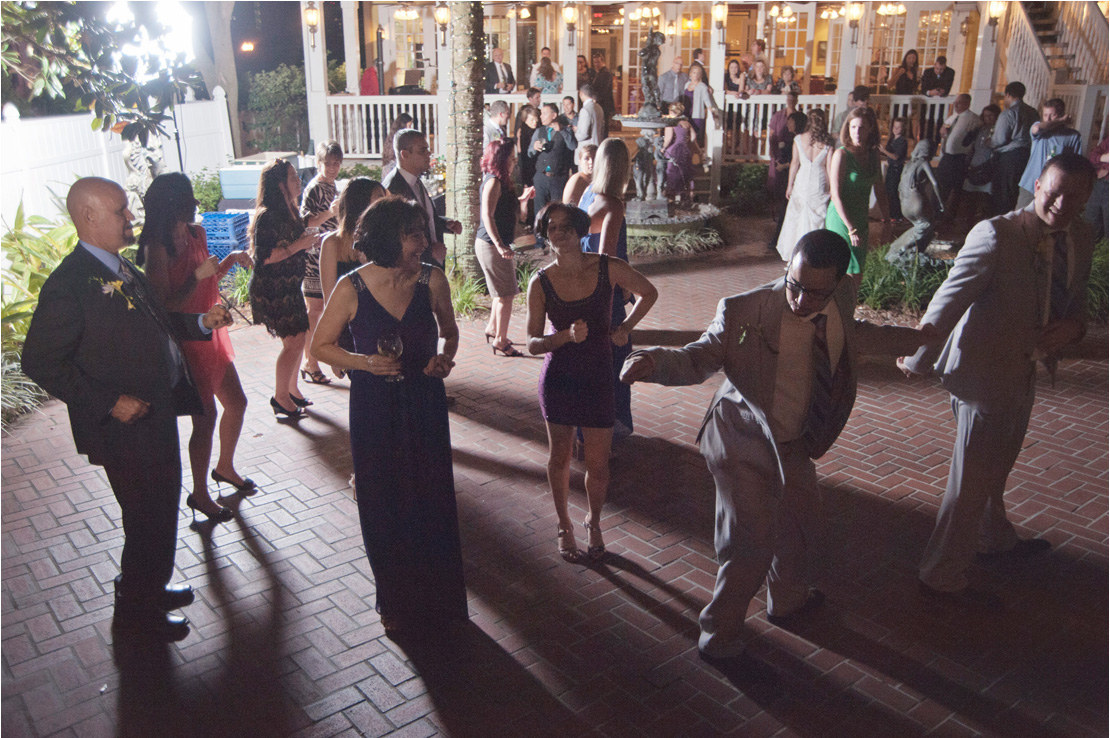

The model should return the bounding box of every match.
[653,133,669,201]
[887,139,944,263]
[122,135,164,224]
[637,31,666,120]
[633,132,659,200]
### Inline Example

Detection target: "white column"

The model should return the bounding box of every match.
[836,18,860,114]
[342,1,360,93]
[708,4,728,205]
[562,3,577,93]
[968,1,1001,111]
[302,0,329,152]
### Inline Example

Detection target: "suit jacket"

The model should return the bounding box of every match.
[381,167,448,267]
[904,205,1094,411]
[593,67,616,119]
[485,60,515,94]
[658,70,689,104]
[21,245,207,465]
[574,99,602,163]
[921,66,954,97]
[631,278,923,460]
[528,123,578,178]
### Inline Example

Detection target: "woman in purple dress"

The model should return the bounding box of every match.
[663,101,702,202]
[526,203,657,563]
[311,196,465,636]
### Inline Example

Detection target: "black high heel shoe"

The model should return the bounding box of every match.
[211,470,256,495]
[270,397,304,419]
[492,342,524,357]
[290,394,312,408]
[186,494,234,523]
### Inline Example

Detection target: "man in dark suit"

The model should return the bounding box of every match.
[21,177,231,641]
[528,103,578,215]
[591,52,616,139]
[485,47,515,94]
[381,128,461,269]
[921,56,955,97]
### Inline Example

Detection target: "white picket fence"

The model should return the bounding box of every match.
[1,88,235,226]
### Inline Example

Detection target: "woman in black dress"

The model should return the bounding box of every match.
[249,159,323,418]
[311,196,465,636]
[889,49,920,95]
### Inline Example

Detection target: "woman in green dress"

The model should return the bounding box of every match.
[826,107,891,288]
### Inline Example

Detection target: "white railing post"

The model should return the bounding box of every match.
[302,0,329,153]
[708,7,727,204]
[342,1,361,94]
[213,86,234,166]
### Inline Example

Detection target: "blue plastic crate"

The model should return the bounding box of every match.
[207,238,247,261]
[202,212,250,241]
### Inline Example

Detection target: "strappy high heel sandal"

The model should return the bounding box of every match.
[300,368,332,385]
[557,526,581,563]
[492,342,524,358]
[583,514,606,561]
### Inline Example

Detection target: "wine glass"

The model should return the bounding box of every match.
[377,332,404,383]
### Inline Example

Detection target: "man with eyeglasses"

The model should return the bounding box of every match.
[622,229,931,665]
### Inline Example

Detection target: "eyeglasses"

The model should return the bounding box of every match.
[784,275,838,301]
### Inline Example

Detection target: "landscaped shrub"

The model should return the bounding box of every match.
[628,227,724,257]
[245,63,308,152]
[192,167,223,212]
[719,162,770,216]
[1088,238,1108,324]
[337,163,383,180]
[858,244,952,313]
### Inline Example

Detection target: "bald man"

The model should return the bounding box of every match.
[22,177,231,642]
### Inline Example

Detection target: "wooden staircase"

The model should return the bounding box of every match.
[1024,1,1085,84]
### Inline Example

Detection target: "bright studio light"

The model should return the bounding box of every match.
[107,1,195,80]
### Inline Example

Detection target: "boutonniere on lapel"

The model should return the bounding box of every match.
[737,323,773,351]
[90,277,135,310]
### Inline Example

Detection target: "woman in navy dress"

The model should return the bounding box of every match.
[311,196,465,636]
[526,203,657,563]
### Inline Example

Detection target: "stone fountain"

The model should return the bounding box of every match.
[616,31,719,233]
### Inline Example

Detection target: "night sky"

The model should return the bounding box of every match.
[226,1,346,75]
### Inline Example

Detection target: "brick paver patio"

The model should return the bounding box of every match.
[3,240,1107,738]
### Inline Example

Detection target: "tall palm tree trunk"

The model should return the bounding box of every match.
[445,2,485,279]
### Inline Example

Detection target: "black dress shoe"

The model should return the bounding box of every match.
[976,538,1051,561]
[158,584,195,611]
[917,581,1003,611]
[113,610,191,642]
[767,588,826,626]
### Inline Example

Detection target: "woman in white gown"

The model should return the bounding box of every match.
[776,108,835,261]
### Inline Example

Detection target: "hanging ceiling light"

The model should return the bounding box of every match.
[519,4,531,19]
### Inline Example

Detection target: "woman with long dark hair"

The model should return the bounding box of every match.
[476,138,535,356]
[889,49,920,95]
[248,159,323,418]
[137,173,254,522]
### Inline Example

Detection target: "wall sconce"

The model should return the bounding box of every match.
[434,2,450,46]
[666,20,676,37]
[712,2,728,45]
[304,1,319,50]
[988,1,1006,43]
[847,2,864,45]
[563,5,577,47]
[959,16,969,37]
[519,4,531,19]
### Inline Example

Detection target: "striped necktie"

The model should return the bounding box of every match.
[1049,230,1070,320]
[803,313,834,457]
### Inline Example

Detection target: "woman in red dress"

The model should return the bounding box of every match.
[138,173,255,523]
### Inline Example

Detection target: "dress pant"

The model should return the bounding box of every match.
[918,388,1033,592]
[765,440,821,616]
[102,409,183,607]
[697,399,780,658]
[991,149,1030,216]
[936,152,968,206]
[533,171,569,217]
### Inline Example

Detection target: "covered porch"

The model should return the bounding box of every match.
[300,1,1107,199]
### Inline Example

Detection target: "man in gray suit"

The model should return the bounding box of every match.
[900,153,1097,604]
[623,230,928,661]
[575,84,602,165]
[658,56,688,113]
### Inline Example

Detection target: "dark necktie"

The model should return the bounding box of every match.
[118,258,188,387]
[803,313,834,456]
[1049,230,1070,320]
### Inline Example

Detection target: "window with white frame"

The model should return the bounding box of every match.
[867,13,906,90]
[392,12,426,74]
[827,20,843,81]
[485,13,511,59]
[915,9,952,66]
[769,11,809,79]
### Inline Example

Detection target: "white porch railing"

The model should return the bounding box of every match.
[326,95,445,159]
[1057,1,1109,85]
[998,3,1051,108]
[720,94,955,162]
